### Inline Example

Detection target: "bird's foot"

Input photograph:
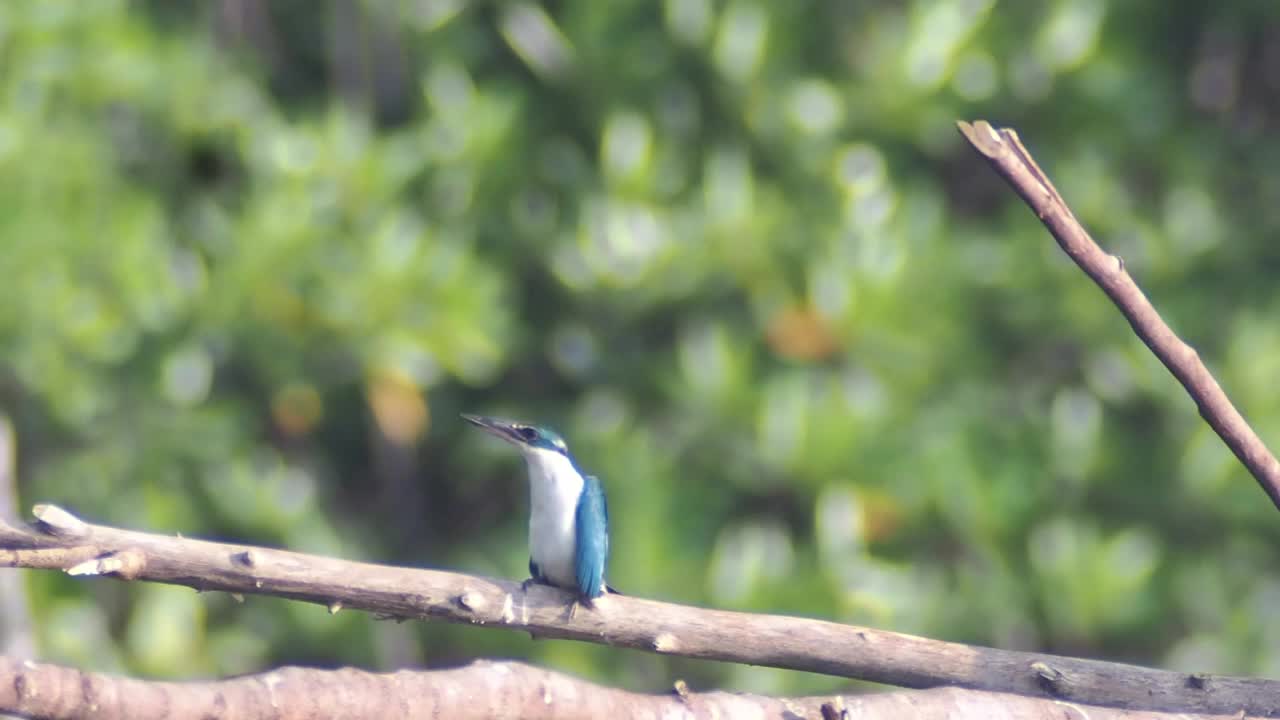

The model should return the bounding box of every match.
[520,575,551,593]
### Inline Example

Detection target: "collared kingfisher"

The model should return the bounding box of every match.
[462,414,611,605]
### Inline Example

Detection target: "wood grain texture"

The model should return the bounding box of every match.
[0,506,1275,716]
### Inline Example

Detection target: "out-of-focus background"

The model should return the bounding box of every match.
[2,0,1279,694]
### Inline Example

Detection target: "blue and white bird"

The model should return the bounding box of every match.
[462,414,611,605]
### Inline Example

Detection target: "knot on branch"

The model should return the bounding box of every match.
[32,505,88,540]
[1031,661,1067,696]
[231,550,259,568]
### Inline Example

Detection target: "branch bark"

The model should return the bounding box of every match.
[0,506,1274,716]
[0,417,33,660]
[957,119,1280,511]
[0,656,1246,720]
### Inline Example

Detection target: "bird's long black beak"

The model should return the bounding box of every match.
[461,414,523,445]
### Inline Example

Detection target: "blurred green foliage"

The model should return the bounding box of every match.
[2,0,1280,693]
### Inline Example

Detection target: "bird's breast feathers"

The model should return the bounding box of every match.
[523,448,585,588]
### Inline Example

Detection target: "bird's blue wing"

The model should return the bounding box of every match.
[574,475,609,601]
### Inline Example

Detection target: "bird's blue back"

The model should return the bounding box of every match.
[574,475,609,600]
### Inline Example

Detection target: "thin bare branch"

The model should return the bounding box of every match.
[0,655,1244,720]
[957,119,1280,511]
[0,506,1274,716]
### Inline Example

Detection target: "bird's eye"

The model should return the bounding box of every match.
[518,427,538,441]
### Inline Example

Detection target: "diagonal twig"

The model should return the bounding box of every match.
[957,119,1280,512]
[0,505,1277,716]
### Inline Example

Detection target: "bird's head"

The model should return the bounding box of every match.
[462,414,570,458]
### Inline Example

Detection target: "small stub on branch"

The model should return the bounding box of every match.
[1031,661,1066,695]
[454,590,487,613]
[32,504,89,539]
[652,632,679,653]
[820,698,849,720]
[66,550,146,580]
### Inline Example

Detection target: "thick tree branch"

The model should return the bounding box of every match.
[0,653,1249,717]
[0,656,1248,720]
[957,119,1280,511]
[0,506,1275,716]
